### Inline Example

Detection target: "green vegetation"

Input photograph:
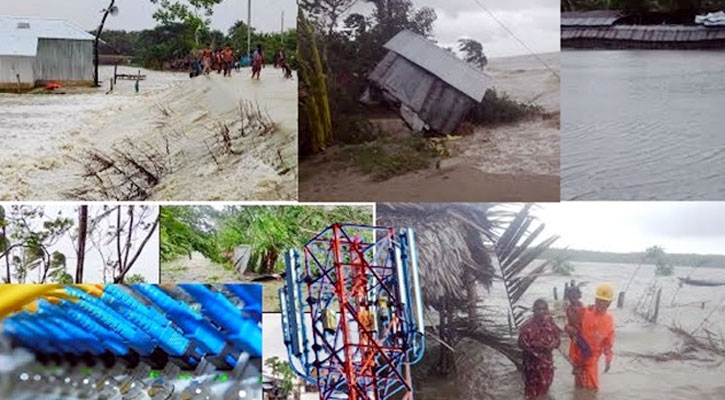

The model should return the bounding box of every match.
[645,246,675,276]
[541,248,723,269]
[299,0,442,156]
[553,260,576,276]
[160,206,373,274]
[98,1,296,70]
[343,135,436,181]
[264,356,296,399]
[468,89,544,126]
[1,205,157,284]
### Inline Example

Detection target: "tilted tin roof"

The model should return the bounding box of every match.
[382,30,492,102]
[561,11,623,27]
[0,15,94,57]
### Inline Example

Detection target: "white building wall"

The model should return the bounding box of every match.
[0,55,34,88]
[34,38,93,83]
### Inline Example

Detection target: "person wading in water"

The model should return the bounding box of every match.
[570,283,615,391]
[251,44,264,80]
[518,298,561,399]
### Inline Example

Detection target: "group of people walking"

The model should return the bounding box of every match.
[518,282,616,398]
[187,44,293,81]
[190,47,239,78]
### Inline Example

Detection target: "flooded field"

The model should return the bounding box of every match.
[562,50,725,200]
[0,66,297,200]
[0,66,186,159]
[487,262,725,399]
[263,261,725,399]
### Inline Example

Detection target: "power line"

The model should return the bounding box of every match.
[470,0,560,79]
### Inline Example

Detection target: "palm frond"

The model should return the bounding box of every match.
[490,205,560,329]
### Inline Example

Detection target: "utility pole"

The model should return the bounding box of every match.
[247,0,252,57]
[281,11,284,48]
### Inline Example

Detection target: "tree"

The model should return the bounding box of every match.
[113,206,160,283]
[0,206,73,283]
[86,205,159,283]
[299,10,333,154]
[150,0,224,46]
[1,206,9,283]
[300,0,360,35]
[458,38,488,70]
[75,205,88,283]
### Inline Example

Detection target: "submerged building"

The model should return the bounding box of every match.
[365,30,493,135]
[0,16,95,89]
[562,10,725,49]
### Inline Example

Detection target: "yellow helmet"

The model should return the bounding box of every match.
[595,283,614,302]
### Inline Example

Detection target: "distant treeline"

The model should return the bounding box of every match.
[96,21,296,70]
[543,248,725,269]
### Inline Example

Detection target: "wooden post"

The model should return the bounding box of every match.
[617,291,625,309]
[553,286,558,301]
[652,288,662,323]
[114,64,118,85]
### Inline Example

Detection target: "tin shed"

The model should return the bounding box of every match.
[366,30,493,134]
[0,16,95,89]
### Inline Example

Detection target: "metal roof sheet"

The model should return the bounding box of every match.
[0,15,94,56]
[383,30,492,102]
[561,11,623,27]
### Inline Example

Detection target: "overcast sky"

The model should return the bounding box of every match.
[0,205,159,284]
[534,202,725,255]
[0,0,296,33]
[351,0,559,58]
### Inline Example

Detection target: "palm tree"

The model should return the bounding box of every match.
[377,203,559,375]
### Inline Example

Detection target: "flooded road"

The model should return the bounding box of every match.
[562,50,725,200]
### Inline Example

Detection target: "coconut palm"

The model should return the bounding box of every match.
[377,203,559,374]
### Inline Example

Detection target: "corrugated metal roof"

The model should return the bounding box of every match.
[0,16,94,56]
[383,30,492,102]
[562,25,725,41]
[561,11,622,27]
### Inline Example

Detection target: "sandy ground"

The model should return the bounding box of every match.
[161,252,241,283]
[161,252,283,311]
[0,66,297,200]
[300,52,560,202]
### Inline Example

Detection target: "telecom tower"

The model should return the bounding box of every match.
[280,223,425,400]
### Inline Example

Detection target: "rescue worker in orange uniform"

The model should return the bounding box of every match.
[569,283,615,391]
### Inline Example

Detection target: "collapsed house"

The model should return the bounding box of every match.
[363,30,493,135]
[0,15,95,89]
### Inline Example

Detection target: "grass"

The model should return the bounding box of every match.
[341,135,437,181]
[468,89,543,126]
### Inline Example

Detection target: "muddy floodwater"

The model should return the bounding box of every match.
[263,261,725,399]
[0,66,186,160]
[562,50,725,200]
[517,262,725,399]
